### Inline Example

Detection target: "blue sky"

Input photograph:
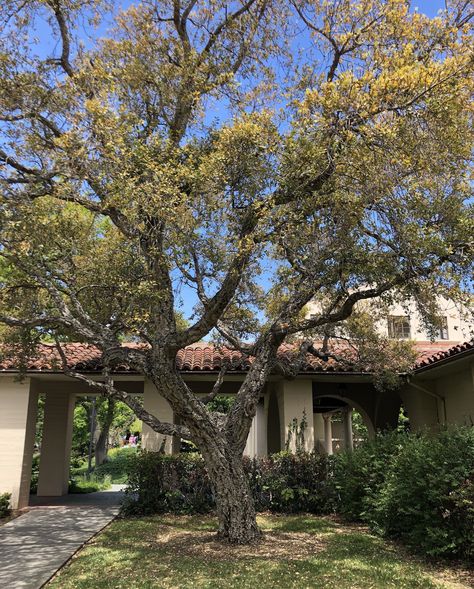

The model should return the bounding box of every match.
[27,0,459,323]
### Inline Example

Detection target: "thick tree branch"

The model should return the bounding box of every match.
[53,342,191,439]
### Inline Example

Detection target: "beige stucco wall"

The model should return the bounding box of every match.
[400,360,474,430]
[277,379,314,452]
[0,377,38,509]
[399,384,439,431]
[313,412,324,452]
[435,363,474,426]
[37,391,75,496]
[306,296,473,342]
[142,379,175,453]
[244,402,267,457]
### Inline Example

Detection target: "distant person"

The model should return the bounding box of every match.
[122,430,131,446]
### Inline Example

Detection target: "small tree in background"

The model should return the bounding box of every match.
[0,0,472,543]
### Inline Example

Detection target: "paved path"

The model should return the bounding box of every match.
[0,485,125,589]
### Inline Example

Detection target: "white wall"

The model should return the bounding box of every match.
[306,296,473,342]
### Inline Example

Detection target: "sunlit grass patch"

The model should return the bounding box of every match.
[47,514,471,589]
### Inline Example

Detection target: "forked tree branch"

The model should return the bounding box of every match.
[54,341,192,440]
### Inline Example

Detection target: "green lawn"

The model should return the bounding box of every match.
[47,514,472,589]
[69,447,138,492]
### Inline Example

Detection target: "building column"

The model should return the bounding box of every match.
[323,414,333,455]
[142,379,175,454]
[277,379,314,453]
[0,377,38,509]
[37,391,75,496]
[244,401,267,458]
[343,407,354,451]
[313,412,325,452]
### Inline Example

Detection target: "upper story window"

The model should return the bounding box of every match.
[438,317,449,340]
[388,316,411,339]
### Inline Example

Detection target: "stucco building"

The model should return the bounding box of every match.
[0,339,473,510]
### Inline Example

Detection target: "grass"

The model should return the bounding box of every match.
[68,446,138,492]
[69,473,112,494]
[46,514,473,589]
[70,447,138,486]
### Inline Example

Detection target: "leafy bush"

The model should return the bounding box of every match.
[123,450,335,516]
[332,430,408,521]
[122,452,214,516]
[30,453,40,493]
[372,427,474,560]
[0,493,11,518]
[245,452,335,514]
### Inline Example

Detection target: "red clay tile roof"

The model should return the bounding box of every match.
[414,340,474,371]
[0,340,471,375]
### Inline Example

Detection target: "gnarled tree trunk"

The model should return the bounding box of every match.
[204,447,261,544]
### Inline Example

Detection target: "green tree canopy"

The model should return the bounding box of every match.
[0,0,472,543]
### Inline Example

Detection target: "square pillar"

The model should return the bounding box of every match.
[142,379,174,454]
[0,377,38,509]
[244,401,267,458]
[313,412,325,452]
[37,391,75,496]
[277,379,314,453]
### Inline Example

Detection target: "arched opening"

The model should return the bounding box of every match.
[313,394,376,454]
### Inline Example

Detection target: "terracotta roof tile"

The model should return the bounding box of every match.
[0,340,472,375]
[414,340,474,370]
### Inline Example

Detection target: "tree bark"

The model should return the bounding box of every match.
[95,398,115,467]
[203,446,261,544]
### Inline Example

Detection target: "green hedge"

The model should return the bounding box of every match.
[122,450,335,516]
[333,430,408,521]
[246,452,336,513]
[121,427,474,562]
[333,427,474,561]
[371,427,474,560]
[0,493,11,518]
[122,452,214,515]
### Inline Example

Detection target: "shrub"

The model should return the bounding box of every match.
[245,452,336,514]
[30,454,40,493]
[0,493,11,518]
[332,430,408,521]
[69,473,112,494]
[123,450,335,516]
[122,452,214,516]
[373,427,474,560]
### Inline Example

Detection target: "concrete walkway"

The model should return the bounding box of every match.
[0,485,125,589]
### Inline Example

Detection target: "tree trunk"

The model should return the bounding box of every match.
[203,447,261,544]
[95,398,115,467]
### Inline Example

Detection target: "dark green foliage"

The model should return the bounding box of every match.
[332,427,474,562]
[122,452,214,516]
[333,431,407,521]
[123,450,335,516]
[206,395,234,414]
[30,454,40,493]
[246,452,336,514]
[0,492,11,517]
[371,427,474,560]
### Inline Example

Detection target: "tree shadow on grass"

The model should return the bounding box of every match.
[47,516,447,589]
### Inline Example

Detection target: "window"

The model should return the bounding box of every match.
[388,316,411,339]
[438,317,449,340]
